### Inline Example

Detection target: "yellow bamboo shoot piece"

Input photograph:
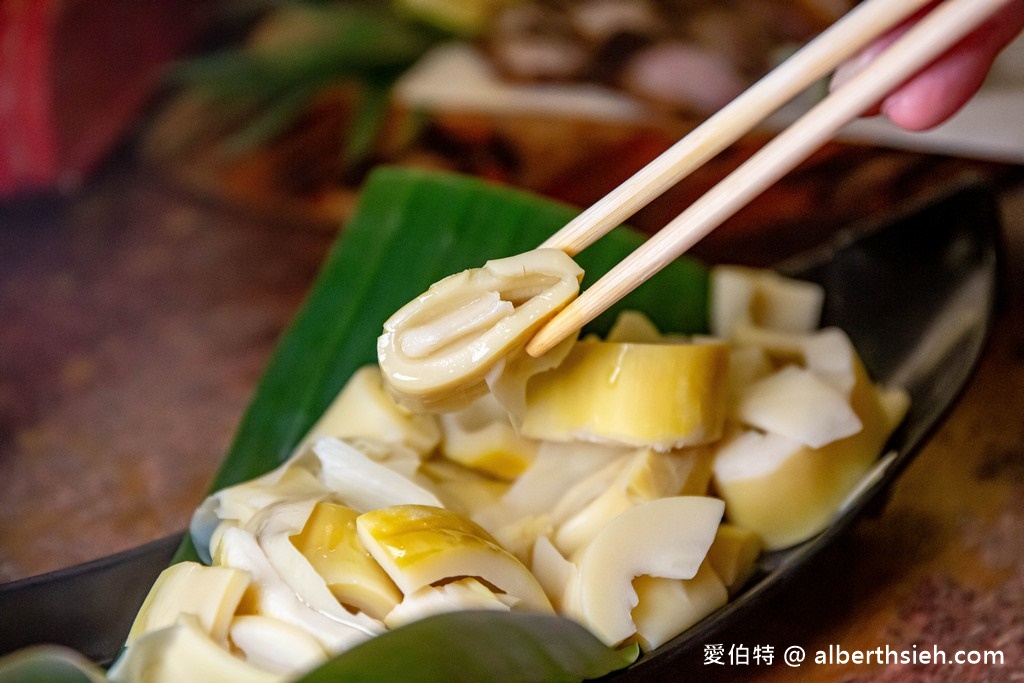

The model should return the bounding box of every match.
[418,459,509,516]
[439,393,538,480]
[378,249,583,413]
[229,615,328,676]
[126,562,250,646]
[297,365,441,456]
[735,364,862,449]
[631,562,728,650]
[290,502,402,621]
[109,615,282,683]
[565,496,724,646]
[710,265,824,338]
[605,311,664,344]
[216,526,381,653]
[552,447,714,557]
[356,505,553,613]
[706,523,762,595]
[383,577,512,629]
[248,500,385,637]
[522,340,729,450]
[713,356,904,549]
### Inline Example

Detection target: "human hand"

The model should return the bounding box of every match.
[831,0,1024,131]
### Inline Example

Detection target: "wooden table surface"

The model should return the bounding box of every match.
[1,140,1022,679]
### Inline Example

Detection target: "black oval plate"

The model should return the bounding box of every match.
[0,181,1002,675]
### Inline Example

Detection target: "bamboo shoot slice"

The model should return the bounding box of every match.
[109,615,282,683]
[249,500,381,632]
[290,502,403,621]
[439,393,538,480]
[710,265,824,338]
[735,364,862,449]
[126,561,250,646]
[706,523,762,595]
[605,311,664,344]
[216,526,381,653]
[312,437,443,512]
[631,563,728,650]
[383,578,513,629]
[522,340,729,450]
[229,615,328,676]
[554,447,715,557]
[356,504,553,613]
[378,248,583,413]
[297,365,441,456]
[565,496,724,646]
[713,357,900,549]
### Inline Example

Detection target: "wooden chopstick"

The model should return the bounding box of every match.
[539,0,934,257]
[526,0,1012,358]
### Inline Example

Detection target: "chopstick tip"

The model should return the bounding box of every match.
[525,325,564,358]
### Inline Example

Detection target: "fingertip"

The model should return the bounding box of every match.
[879,89,966,131]
[879,39,994,131]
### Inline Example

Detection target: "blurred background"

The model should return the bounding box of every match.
[2,1,1024,677]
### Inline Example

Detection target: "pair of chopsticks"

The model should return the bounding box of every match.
[526,0,1013,357]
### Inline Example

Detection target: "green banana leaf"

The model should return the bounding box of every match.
[0,646,108,683]
[0,615,637,683]
[299,612,639,682]
[170,165,707,681]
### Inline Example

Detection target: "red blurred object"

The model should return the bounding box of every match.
[0,0,209,196]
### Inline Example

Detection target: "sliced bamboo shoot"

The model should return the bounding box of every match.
[706,523,762,595]
[356,504,553,613]
[710,265,824,338]
[289,502,403,621]
[713,357,900,549]
[248,500,385,635]
[631,563,728,650]
[553,447,713,557]
[383,577,512,629]
[439,393,538,480]
[109,615,283,683]
[522,340,728,450]
[216,526,381,653]
[126,561,250,646]
[312,437,443,512]
[378,248,583,413]
[604,310,665,344]
[229,615,328,676]
[565,496,724,646]
[297,365,441,456]
[735,364,862,449]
